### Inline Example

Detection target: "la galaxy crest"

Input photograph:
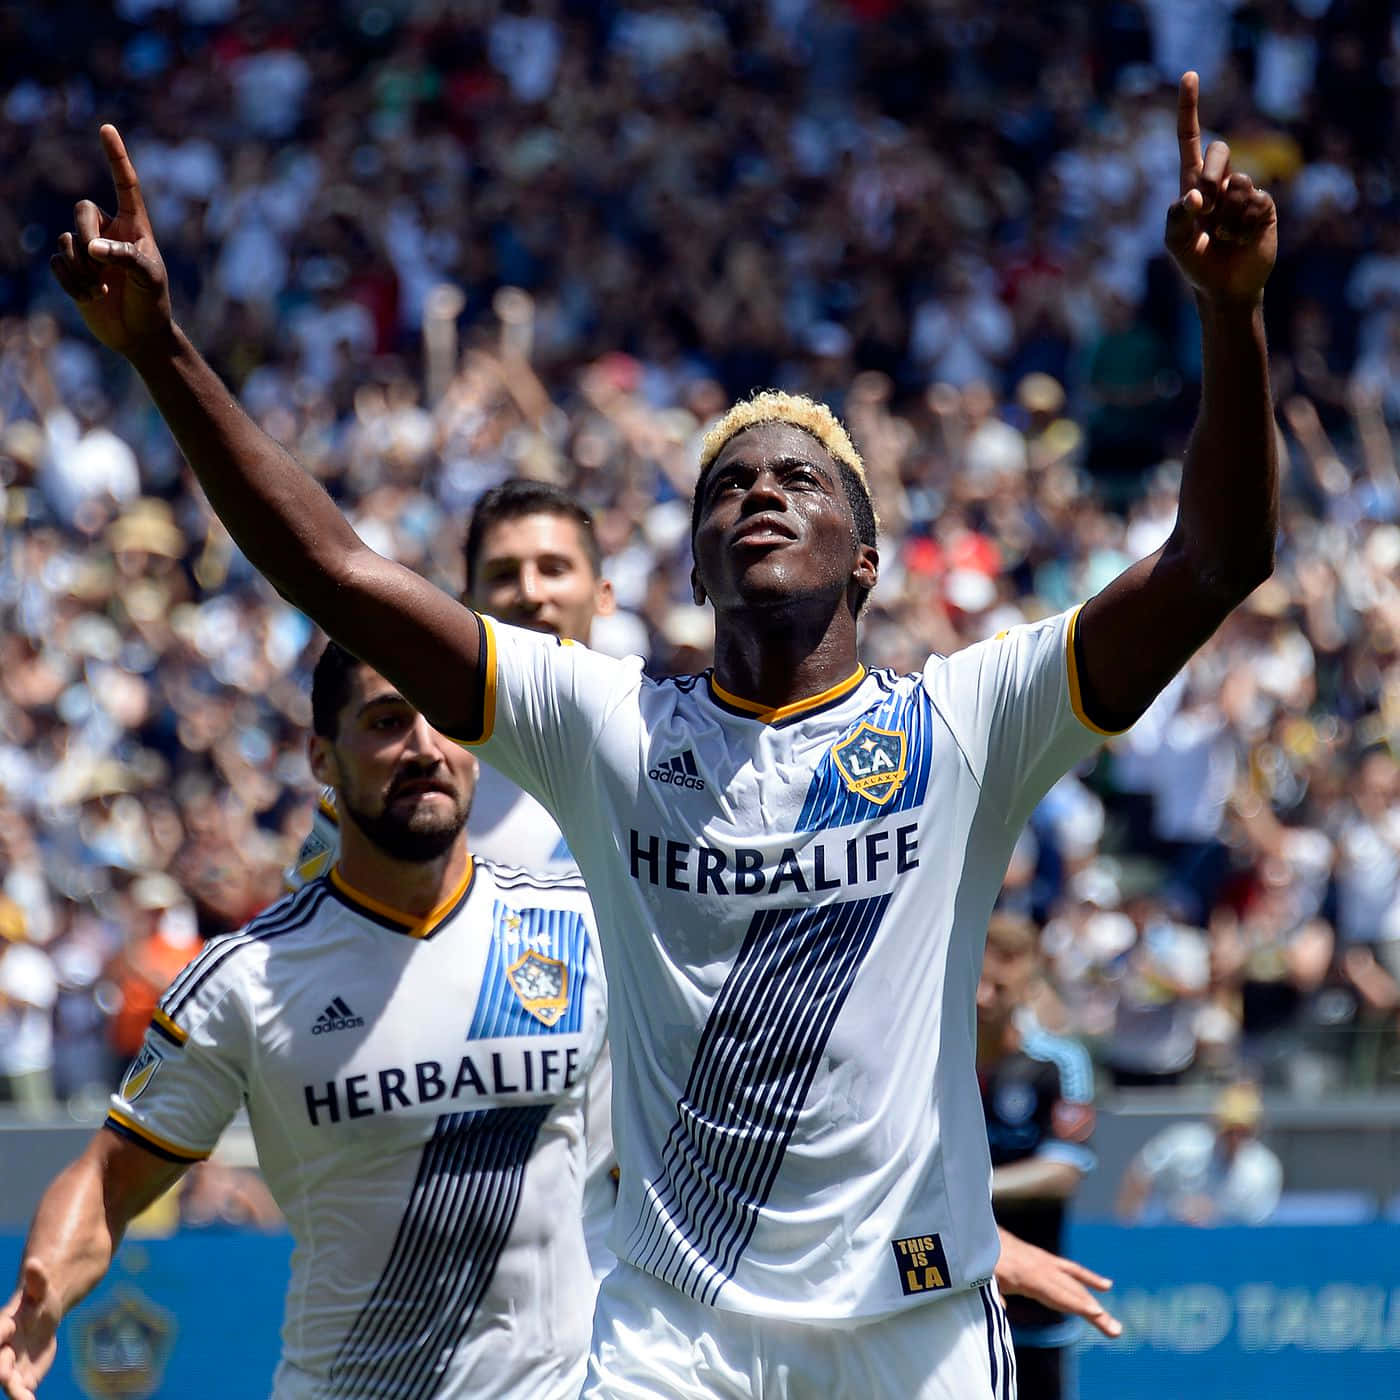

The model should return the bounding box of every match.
[506,948,569,1026]
[74,1287,175,1398]
[832,721,908,805]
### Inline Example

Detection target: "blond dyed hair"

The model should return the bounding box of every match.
[698,390,868,486]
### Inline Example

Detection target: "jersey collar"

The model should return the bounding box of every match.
[706,665,866,726]
[327,857,476,939]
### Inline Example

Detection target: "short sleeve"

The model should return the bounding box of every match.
[105,943,252,1164]
[1037,1036,1097,1176]
[923,606,1122,831]
[457,615,642,821]
[1136,1122,1205,1184]
[1232,1147,1283,1224]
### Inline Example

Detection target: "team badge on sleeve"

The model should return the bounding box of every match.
[506,949,569,1026]
[832,722,908,805]
[119,1044,163,1103]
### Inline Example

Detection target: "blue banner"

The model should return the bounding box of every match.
[5,1224,1400,1396]
[0,1232,289,1399]
[1070,1222,1400,1399]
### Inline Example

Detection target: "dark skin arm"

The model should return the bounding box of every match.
[0,1129,188,1400]
[1077,73,1279,730]
[50,127,483,739]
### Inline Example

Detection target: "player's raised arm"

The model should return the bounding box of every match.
[50,126,485,739]
[0,1130,187,1400]
[1073,73,1279,731]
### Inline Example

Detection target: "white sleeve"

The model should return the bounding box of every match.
[459,614,642,822]
[923,605,1122,831]
[105,941,251,1163]
[1232,1148,1284,1224]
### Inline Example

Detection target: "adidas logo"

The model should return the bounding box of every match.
[648,750,705,791]
[311,996,365,1035]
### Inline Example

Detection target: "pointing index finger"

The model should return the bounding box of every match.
[1178,71,1202,196]
[98,123,149,225]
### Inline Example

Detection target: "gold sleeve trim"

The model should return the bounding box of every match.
[152,1008,189,1045]
[455,613,498,747]
[105,1108,210,1163]
[1065,605,1131,738]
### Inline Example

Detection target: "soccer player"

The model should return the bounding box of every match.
[0,646,608,1400]
[977,913,1096,1400]
[49,71,1272,1397]
[283,479,623,1283]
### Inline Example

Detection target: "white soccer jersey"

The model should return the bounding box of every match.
[107,858,608,1399]
[465,605,1111,1323]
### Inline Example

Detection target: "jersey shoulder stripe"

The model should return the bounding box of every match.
[1019,1026,1094,1102]
[159,882,330,1024]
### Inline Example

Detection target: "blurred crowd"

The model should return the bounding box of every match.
[3,0,1400,1113]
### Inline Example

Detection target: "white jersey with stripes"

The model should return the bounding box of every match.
[464,606,1110,1323]
[107,858,607,1400]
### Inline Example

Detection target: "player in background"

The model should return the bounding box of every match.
[978,913,1096,1400]
[0,645,608,1400]
[47,70,1266,1397]
[288,477,617,887]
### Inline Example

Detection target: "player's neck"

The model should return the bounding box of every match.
[711,606,860,712]
[334,831,473,921]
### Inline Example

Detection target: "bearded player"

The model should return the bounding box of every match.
[1,647,607,1399]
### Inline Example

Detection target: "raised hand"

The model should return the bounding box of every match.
[49,125,173,360]
[0,1261,60,1400]
[1165,72,1277,306]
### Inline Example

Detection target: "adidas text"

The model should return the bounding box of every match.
[648,751,705,790]
[312,997,365,1035]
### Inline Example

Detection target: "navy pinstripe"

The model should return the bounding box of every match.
[626,893,891,1304]
[330,1105,549,1399]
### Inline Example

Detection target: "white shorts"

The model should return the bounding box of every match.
[582,1262,1017,1400]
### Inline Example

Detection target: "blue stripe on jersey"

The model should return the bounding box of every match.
[330,1105,549,1400]
[626,893,892,1305]
[794,679,935,831]
[159,883,328,1023]
[465,901,590,1040]
[1020,1026,1094,1103]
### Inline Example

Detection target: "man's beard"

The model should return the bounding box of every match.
[340,789,471,862]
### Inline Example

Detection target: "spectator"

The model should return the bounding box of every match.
[978,911,1097,1400]
[1116,1081,1284,1226]
[0,895,57,1112]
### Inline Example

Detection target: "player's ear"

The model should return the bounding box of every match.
[594,575,616,617]
[308,734,338,788]
[690,565,706,607]
[852,541,878,594]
